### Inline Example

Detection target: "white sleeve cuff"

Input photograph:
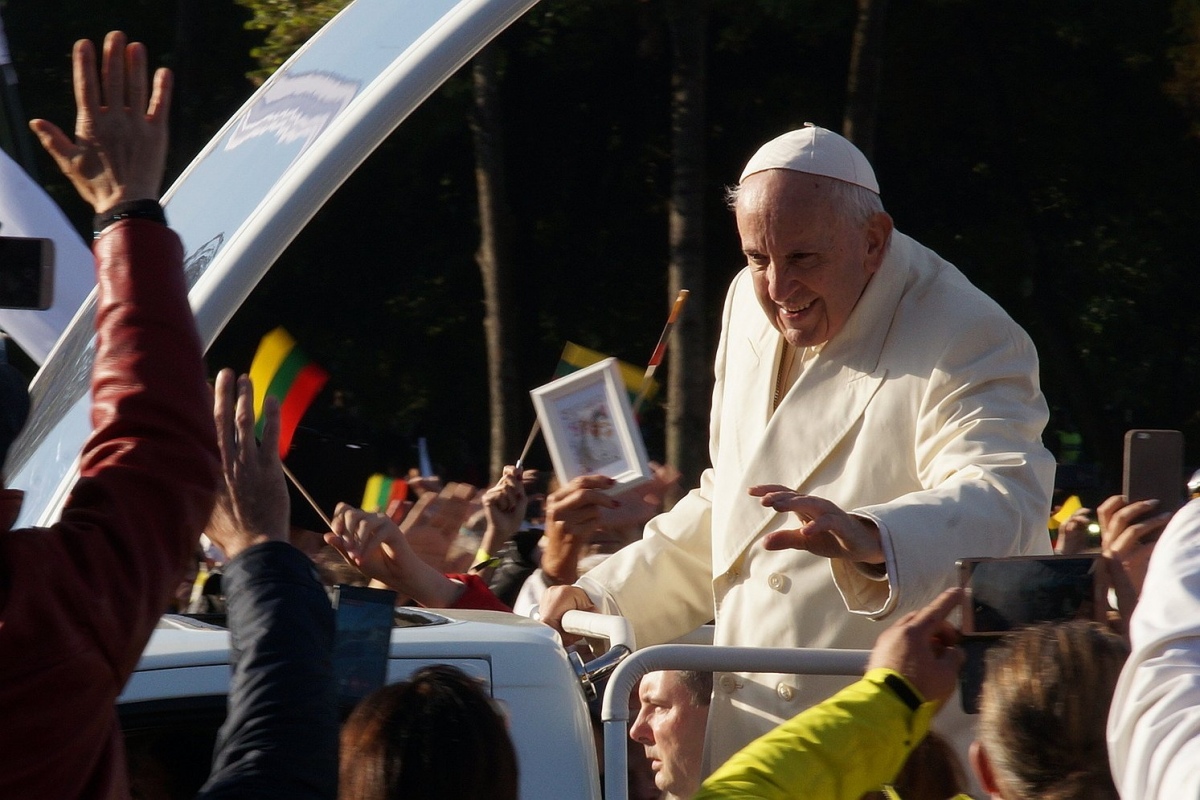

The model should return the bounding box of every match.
[830,512,899,620]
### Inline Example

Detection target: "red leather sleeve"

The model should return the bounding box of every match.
[0,220,219,798]
[67,219,220,672]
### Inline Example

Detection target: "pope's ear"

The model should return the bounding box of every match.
[864,211,893,272]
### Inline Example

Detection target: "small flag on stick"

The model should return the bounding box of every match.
[361,473,409,514]
[249,327,329,457]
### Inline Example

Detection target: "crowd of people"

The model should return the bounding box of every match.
[4,27,1200,800]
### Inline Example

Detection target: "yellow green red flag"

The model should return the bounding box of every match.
[555,342,657,405]
[249,327,329,457]
[361,473,409,514]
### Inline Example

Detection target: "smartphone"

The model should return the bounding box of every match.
[1123,429,1185,514]
[956,554,1102,714]
[0,236,54,310]
[331,584,397,714]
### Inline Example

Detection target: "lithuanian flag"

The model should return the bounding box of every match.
[361,473,409,514]
[249,327,329,457]
[555,342,658,405]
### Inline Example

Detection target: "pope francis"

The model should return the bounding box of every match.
[542,124,1056,779]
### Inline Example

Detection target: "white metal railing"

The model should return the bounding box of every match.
[556,611,871,800]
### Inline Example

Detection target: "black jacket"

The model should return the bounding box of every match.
[197,541,338,799]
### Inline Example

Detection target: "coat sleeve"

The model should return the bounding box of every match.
[693,669,936,800]
[572,276,747,647]
[197,542,338,799]
[0,220,219,799]
[832,306,1056,619]
[1107,499,1200,800]
[63,219,221,674]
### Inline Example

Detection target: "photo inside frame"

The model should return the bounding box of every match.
[530,358,651,488]
[556,382,630,476]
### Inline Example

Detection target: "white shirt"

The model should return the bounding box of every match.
[1108,498,1200,798]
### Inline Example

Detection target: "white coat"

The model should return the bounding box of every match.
[578,229,1056,770]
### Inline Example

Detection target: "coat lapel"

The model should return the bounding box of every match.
[712,234,917,573]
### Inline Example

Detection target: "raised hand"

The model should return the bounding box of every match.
[866,587,965,707]
[481,465,529,554]
[750,485,884,565]
[599,461,681,531]
[1098,494,1172,628]
[325,503,464,607]
[542,475,621,584]
[205,370,289,561]
[401,482,478,572]
[29,31,172,212]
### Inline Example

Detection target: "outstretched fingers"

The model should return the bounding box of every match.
[233,374,258,466]
[101,31,127,111]
[74,38,101,119]
[213,369,238,477]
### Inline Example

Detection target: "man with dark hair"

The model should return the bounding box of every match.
[630,670,713,799]
[0,31,219,797]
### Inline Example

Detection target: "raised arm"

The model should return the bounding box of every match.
[0,31,217,800]
[198,370,337,798]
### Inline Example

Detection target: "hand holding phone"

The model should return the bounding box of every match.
[956,555,1102,713]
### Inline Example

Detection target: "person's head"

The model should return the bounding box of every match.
[339,664,518,800]
[629,670,712,798]
[731,125,893,349]
[970,621,1128,800]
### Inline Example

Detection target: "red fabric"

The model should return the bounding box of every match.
[446,573,512,612]
[0,220,220,799]
[276,361,328,456]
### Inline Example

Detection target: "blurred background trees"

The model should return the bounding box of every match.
[5,0,1200,503]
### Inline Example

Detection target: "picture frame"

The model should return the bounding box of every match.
[530,358,651,490]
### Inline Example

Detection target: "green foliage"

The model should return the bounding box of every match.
[234,0,351,84]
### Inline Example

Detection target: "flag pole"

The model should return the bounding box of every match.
[282,462,333,531]
[513,420,541,473]
[632,289,689,415]
[515,288,690,471]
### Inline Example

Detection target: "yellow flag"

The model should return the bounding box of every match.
[1048,495,1083,530]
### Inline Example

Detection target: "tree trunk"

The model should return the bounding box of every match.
[663,0,710,502]
[842,0,890,158]
[470,47,521,482]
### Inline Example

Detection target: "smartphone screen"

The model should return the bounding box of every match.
[1123,429,1185,514]
[0,236,54,310]
[956,555,1101,713]
[332,584,397,713]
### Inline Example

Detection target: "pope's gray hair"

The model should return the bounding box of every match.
[724,176,885,227]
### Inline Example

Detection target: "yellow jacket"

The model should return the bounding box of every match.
[694,668,971,800]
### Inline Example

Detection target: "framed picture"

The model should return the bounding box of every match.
[530,358,651,489]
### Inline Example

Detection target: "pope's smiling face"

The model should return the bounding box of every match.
[736,170,892,348]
